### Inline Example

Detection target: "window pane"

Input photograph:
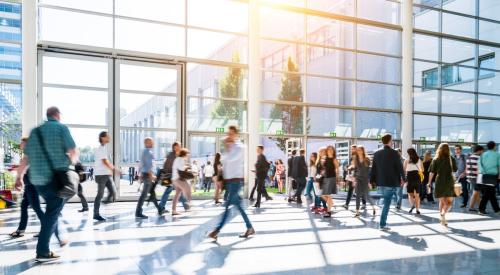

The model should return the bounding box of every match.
[307,107,352,137]
[478,45,499,71]
[115,19,185,56]
[357,82,400,110]
[478,70,500,95]
[306,76,353,106]
[70,127,108,164]
[120,64,178,93]
[479,20,500,44]
[478,94,500,118]
[187,29,248,63]
[414,115,438,141]
[442,39,475,64]
[264,0,305,8]
[479,0,500,21]
[441,65,476,92]
[261,72,304,102]
[414,61,439,88]
[260,103,303,135]
[260,7,304,41]
[307,15,354,49]
[0,42,21,80]
[188,99,247,132]
[307,0,355,16]
[119,130,176,164]
[441,117,474,142]
[307,47,355,78]
[40,0,112,13]
[442,0,476,16]
[120,94,177,128]
[414,34,439,61]
[357,53,401,83]
[357,25,401,55]
[43,87,108,126]
[357,0,400,25]
[442,13,475,39]
[478,120,500,143]
[39,8,113,48]
[115,0,184,24]
[43,56,109,88]
[187,63,248,99]
[261,40,305,72]
[441,91,475,115]
[413,88,438,113]
[188,0,247,33]
[356,111,400,139]
[413,6,439,32]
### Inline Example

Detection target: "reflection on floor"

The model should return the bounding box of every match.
[1,196,500,274]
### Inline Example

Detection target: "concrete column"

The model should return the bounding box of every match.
[22,0,37,135]
[401,0,414,154]
[246,0,261,196]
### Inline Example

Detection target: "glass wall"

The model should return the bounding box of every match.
[413,0,500,143]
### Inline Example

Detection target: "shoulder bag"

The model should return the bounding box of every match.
[450,157,462,197]
[35,128,79,199]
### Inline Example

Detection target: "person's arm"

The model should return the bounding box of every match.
[334,159,340,183]
[370,156,377,185]
[14,156,29,191]
[397,153,405,184]
[403,159,408,176]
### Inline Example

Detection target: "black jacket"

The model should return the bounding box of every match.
[163,152,176,179]
[287,156,294,177]
[370,146,405,187]
[256,154,270,179]
[292,155,308,179]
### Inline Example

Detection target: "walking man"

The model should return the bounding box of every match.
[287,150,296,202]
[208,126,255,240]
[292,149,308,204]
[370,134,405,231]
[93,131,118,221]
[467,145,484,211]
[158,141,189,213]
[454,145,468,208]
[16,107,77,262]
[253,145,271,208]
[136,138,162,218]
[478,141,500,215]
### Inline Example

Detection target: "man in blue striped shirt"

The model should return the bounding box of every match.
[478,141,500,215]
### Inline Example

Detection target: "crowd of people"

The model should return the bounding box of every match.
[7,106,500,263]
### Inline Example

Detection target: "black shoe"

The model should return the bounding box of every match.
[93,215,106,221]
[479,211,488,215]
[35,252,60,263]
[158,208,166,215]
[396,206,401,210]
[135,214,148,219]
[78,208,89,213]
[323,211,332,218]
[342,204,348,210]
[416,210,421,215]
[361,205,366,210]
[266,197,273,201]
[297,199,303,204]
[409,207,415,214]
[253,204,260,208]
[249,198,255,202]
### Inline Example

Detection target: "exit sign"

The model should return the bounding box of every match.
[377,134,382,139]
[420,137,426,141]
[276,130,284,136]
[216,127,225,133]
[329,132,337,137]
[458,138,465,143]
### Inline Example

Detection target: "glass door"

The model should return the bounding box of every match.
[116,60,182,199]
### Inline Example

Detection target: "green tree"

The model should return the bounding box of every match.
[211,52,245,128]
[268,57,304,153]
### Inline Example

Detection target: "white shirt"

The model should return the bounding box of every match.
[204,164,215,177]
[94,144,111,176]
[222,141,245,179]
[405,159,423,172]
[172,157,187,180]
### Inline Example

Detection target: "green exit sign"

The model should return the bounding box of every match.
[329,132,337,137]
[458,138,465,143]
[420,137,426,141]
[377,134,382,139]
[216,127,225,133]
[276,130,284,136]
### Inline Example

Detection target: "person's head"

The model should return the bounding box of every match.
[487,141,496,151]
[144,137,154,148]
[46,106,61,121]
[356,145,369,165]
[172,141,181,154]
[309,152,318,166]
[228,125,238,141]
[99,131,109,145]
[207,161,211,165]
[214,152,221,163]
[381,133,392,146]
[193,160,198,165]
[291,149,297,156]
[454,144,462,155]
[327,145,336,158]
[473,145,484,155]
[350,144,357,154]
[423,150,432,162]
[300,149,305,156]
[407,148,419,164]
[317,146,327,159]
[20,137,28,150]
[178,148,189,158]
[435,143,451,160]
[257,145,264,155]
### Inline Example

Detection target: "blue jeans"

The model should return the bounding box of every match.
[216,180,253,231]
[34,184,65,256]
[18,183,45,231]
[395,186,403,207]
[380,186,398,227]
[159,184,187,210]
[305,177,314,199]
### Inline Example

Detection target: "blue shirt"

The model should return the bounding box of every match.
[479,150,500,176]
[139,148,154,174]
[454,154,466,178]
[25,118,76,186]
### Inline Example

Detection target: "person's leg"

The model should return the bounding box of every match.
[171,185,182,213]
[148,182,161,211]
[255,178,264,207]
[379,187,395,228]
[180,180,192,202]
[215,180,222,202]
[159,185,174,209]
[207,178,212,192]
[215,182,237,232]
[345,182,354,207]
[415,191,421,211]
[77,183,89,210]
[488,185,500,212]
[460,178,469,207]
[396,187,403,208]
[479,185,488,213]
[17,190,30,232]
[355,187,361,212]
[105,176,117,203]
[305,178,313,200]
[135,180,150,216]
[249,179,257,200]
[93,176,107,217]
[35,185,65,257]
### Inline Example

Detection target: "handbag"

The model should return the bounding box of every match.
[35,127,79,199]
[178,169,195,180]
[450,156,462,196]
[157,169,172,186]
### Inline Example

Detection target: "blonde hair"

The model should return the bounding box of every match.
[435,143,451,160]
[316,146,327,166]
[423,150,432,162]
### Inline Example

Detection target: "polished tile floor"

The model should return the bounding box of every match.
[1,196,499,275]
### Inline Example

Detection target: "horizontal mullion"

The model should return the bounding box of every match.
[414,28,500,48]
[413,111,500,121]
[186,95,248,103]
[260,99,402,113]
[0,38,21,45]
[119,126,177,132]
[42,83,109,92]
[119,89,178,97]
[65,124,109,129]
[0,78,21,85]
[413,3,500,25]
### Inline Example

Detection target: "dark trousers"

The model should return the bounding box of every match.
[136,176,161,215]
[254,177,266,207]
[250,178,270,200]
[77,183,88,210]
[34,184,65,256]
[18,183,45,231]
[204,177,212,192]
[479,184,500,213]
[94,175,116,216]
[345,181,366,206]
[459,177,469,205]
[293,177,307,201]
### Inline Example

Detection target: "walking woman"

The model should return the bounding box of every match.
[213,153,223,204]
[305,152,317,201]
[404,148,423,214]
[428,143,457,226]
[321,145,340,218]
[420,151,435,203]
[171,148,193,215]
[313,147,328,214]
[353,145,376,217]
[275,159,285,194]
